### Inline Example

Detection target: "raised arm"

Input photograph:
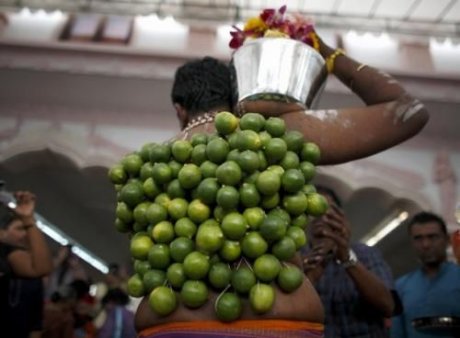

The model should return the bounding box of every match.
[8,191,53,278]
[241,37,429,165]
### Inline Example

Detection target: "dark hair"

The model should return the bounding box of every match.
[171,57,232,117]
[102,288,130,306]
[315,185,342,207]
[407,211,447,235]
[0,203,17,230]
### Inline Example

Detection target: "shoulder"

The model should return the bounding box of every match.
[395,270,418,290]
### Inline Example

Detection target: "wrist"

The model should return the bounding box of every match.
[22,217,36,227]
[336,249,358,269]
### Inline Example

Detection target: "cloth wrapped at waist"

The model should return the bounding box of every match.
[139,319,324,337]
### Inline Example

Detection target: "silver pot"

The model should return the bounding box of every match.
[231,38,327,109]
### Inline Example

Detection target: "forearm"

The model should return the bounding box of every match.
[25,218,53,275]
[346,262,394,317]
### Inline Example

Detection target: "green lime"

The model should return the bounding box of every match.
[216,161,242,186]
[152,221,175,244]
[140,142,156,162]
[265,117,286,137]
[239,183,261,208]
[267,165,285,177]
[181,280,209,308]
[146,203,168,225]
[183,251,210,280]
[178,164,202,189]
[256,170,281,196]
[127,274,145,297]
[133,222,147,232]
[282,130,304,153]
[191,133,208,146]
[134,260,151,276]
[214,111,239,135]
[253,254,281,282]
[219,240,241,262]
[139,162,155,181]
[120,182,144,207]
[249,283,275,314]
[116,202,133,224]
[206,138,230,164]
[215,293,242,322]
[300,161,316,182]
[231,266,256,294]
[196,178,219,205]
[300,142,321,164]
[258,151,268,170]
[221,212,248,240]
[174,217,197,239]
[292,214,309,229]
[188,199,211,224]
[154,193,171,209]
[237,130,261,151]
[171,140,193,163]
[226,149,240,162]
[152,163,172,184]
[143,269,166,292]
[265,138,288,163]
[196,222,224,254]
[283,192,308,216]
[148,244,171,270]
[260,215,287,242]
[133,202,151,226]
[280,151,300,170]
[227,133,240,150]
[191,144,207,165]
[306,192,329,216]
[200,160,218,178]
[149,144,171,163]
[166,179,186,198]
[167,198,189,220]
[148,286,177,316]
[216,186,239,210]
[239,112,265,132]
[143,178,161,199]
[108,164,127,184]
[286,226,307,249]
[170,237,195,263]
[243,207,265,230]
[302,184,317,195]
[277,265,303,293]
[166,263,186,289]
[261,193,280,210]
[244,171,260,184]
[259,130,272,148]
[168,160,183,178]
[237,150,260,173]
[281,169,305,193]
[114,218,131,233]
[213,206,235,223]
[271,236,297,260]
[130,235,153,260]
[267,208,291,227]
[241,231,268,259]
[208,262,232,289]
[122,153,143,176]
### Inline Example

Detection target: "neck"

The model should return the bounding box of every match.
[183,107,230,132]
[422,260,445,277]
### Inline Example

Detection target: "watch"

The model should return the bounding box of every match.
[336,249,358,269]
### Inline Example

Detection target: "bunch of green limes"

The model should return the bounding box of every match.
[108,111,328,321]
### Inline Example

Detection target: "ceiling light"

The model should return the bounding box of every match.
[362,211,409,247]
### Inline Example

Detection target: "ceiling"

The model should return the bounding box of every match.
[1,0,459,38]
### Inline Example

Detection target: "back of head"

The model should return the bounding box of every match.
[171,57,232,117]
[407,211,447,235]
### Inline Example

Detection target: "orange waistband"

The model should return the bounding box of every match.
[139,319,324,337]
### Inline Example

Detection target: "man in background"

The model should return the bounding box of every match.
[303,185,397,338]
[391,212,460,338]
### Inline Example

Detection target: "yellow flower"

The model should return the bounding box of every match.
[263,29,289,38]
[244,17,267,32]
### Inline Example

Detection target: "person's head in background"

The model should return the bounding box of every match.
[102,288,130,310]
[50,285,78,310]
[171,56,233,130]
[0,202,28,248]
[407,211,449,268]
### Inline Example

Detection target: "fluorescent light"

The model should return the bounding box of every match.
[36,220,69,246]
[72,245,109,274]
[363,211,409,246]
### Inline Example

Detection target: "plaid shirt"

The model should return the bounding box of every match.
[303,242,394,338]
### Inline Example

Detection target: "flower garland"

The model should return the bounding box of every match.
[229,5,319,51]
